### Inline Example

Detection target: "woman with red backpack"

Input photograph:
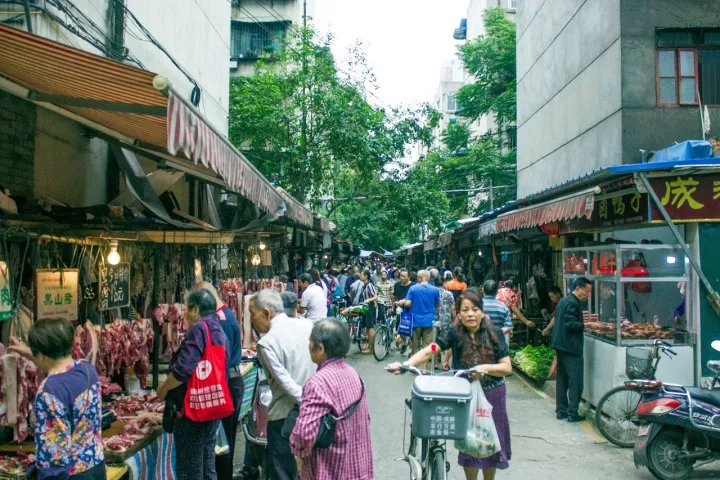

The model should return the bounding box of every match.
[158,289,233,480]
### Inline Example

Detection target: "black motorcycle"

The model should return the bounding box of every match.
[633,341,720,480]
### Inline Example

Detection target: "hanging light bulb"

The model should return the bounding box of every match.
[251,254,261,266]
[107,240,121,265]
[259,241,266,251]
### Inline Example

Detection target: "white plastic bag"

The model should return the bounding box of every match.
[454,382,501,458]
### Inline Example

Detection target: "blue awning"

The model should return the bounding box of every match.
[607,158,720,174]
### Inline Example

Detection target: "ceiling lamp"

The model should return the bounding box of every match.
[107,240,121,265]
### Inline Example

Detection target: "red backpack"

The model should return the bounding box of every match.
[184,322,234,422]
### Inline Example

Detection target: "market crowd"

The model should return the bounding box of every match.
[1,255,581,480]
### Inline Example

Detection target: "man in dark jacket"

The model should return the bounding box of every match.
[550,277,592,422]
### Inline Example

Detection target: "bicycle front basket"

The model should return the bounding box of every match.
[625,347,654,379]
[411,376,472,440]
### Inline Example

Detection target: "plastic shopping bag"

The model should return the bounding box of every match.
[398,311,413,337]
[215,423,230,456]
[454,382,501,458]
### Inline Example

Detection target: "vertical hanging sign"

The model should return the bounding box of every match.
[35,269,79,321]
[99,263,131,311]
[0,261,12,321]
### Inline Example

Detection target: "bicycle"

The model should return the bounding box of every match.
[339,305,371,353]
[373,302,409,361]
[595,338,677,448]
[386,364,477,480]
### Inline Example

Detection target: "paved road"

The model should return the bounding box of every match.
[234,349,720,479]
[345,349,720,480]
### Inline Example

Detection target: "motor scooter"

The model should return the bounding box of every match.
[633,340,720,480]
[238,357,272,480]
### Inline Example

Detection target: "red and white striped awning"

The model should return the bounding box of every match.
[166,92,283,217]
[495,189,596,233]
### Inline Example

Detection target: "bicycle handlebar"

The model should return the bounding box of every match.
[653,338,677,356]
[385,365,484,378]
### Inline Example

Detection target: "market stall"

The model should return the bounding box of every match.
[562,244,695,406]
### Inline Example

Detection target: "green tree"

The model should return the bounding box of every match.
[455,7,516,127]
[229,27,445,249]
[431,7,517,217]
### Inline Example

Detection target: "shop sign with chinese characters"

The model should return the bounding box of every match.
[35,269,78,321]
[561,192,648,233]
[650,173,720,222]
[0,262,11,321]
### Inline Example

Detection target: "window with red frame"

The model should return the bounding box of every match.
[656,29,720,106]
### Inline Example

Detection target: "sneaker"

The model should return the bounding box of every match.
[567,416,585,423]
[556,414,568,420]
[236,467,259,480]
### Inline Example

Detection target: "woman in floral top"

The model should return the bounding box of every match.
[10,318,105,479]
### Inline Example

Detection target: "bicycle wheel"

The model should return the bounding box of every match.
[431,449,446,480]
[595,385,642,448]
[372,326,389,361]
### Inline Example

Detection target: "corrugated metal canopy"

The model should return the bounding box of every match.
[0,25,168,147]
[0,25,329,228]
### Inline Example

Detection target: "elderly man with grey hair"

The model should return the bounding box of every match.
[398,269,440,356]
[250,289,316,480]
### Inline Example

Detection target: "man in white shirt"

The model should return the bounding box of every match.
[250,289,316,480]
[298,272,326,320]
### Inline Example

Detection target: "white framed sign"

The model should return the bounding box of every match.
[35,269,79,322]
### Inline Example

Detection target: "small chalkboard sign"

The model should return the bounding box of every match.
[99,263,130,311]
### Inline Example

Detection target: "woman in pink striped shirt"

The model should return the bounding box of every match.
[290,319,374,480]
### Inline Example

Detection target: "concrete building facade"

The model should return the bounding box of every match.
[0,0,231,208]
[230,0,314,77]
[431,60,465,150]
[516,0,720,198]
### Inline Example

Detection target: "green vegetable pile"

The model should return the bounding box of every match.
[346,305,369,315]
[511,345,556,382]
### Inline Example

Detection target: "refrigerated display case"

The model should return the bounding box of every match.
[562,244,695,406]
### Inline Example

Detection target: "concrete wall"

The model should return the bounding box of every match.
[516,0,622,198]
[0,91,35,197]
[620,0,720,164]
[34,109,109,207]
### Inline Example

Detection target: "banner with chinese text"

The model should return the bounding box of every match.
[650,173,720,222]
[35,269,78,322]
[560,192,648,234]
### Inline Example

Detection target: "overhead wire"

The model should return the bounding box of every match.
[193,0,230,52]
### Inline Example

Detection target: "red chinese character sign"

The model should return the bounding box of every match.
[650,173,720,221]
[35,269,78,322]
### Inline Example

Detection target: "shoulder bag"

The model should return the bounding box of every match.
[282,380,365,449]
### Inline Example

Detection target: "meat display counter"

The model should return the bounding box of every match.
[562,244,696,406]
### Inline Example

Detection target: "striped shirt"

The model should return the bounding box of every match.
[483,296,513,330]
[290,358,373,480]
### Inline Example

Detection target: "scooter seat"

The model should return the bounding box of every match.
[686,387,720,408]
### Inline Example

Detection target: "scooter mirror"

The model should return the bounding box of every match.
[712,340,720,352]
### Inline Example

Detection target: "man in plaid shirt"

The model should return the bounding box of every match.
[290,319,373,480]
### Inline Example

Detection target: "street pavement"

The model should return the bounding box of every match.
[234,349,720,478]
[345,349,720,480]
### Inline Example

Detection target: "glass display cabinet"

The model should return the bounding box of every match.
[562,244,695,406]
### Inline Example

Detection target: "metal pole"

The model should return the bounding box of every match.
[151,249,161,390]
[489,178,494,210]
[22,0,32,33]
[638,173,719,301]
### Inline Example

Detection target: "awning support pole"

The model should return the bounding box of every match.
[638,173,720,316]
[151,250,161,390]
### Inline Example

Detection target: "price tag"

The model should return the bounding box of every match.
[99,263,131,311]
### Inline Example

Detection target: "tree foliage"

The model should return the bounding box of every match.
[455,7,516,126]
[433,7,518,218]
[229,28,447,250]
